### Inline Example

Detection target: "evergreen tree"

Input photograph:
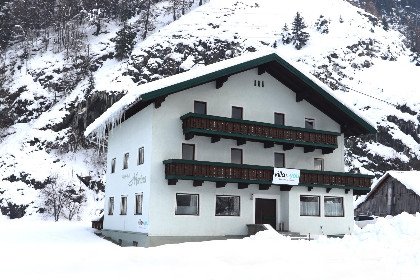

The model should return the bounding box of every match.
[315,15,329,34]
[139,0,156,40]
[114,22,136,60]
[382,17,389,31]
[281,23,292,44]
[291,12,310,50]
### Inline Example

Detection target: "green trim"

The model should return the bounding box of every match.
[164,175,371,191]
[184,128,338,149]
[181,113,342,136]
[163,159,375,179]
[137,53,376,135]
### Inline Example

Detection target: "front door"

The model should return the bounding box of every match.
[255,198,277,229]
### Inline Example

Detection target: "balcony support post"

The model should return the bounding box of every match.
[322,148,334,154]
[283,143,294,151]
[154,96,166,109]
[304,146,316,153]
[264,142,274,149]
[193,180,203,187]
[211,136,220,143]
[259,184,270,190]
[345,189,350,194]
[168,179,178,185]
[237,139,246,146]
[280,185,292,191]
[185,132,194,140]
[216,182,227,188]
[238,183,249,189]
[326,188,332,193]
[308,186,313,192]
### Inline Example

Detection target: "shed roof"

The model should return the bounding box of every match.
[85,50,377,138]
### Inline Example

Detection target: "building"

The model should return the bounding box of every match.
[355,171,420,216]
[85,51,376,247]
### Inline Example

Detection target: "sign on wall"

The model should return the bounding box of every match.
[272,168,300,185]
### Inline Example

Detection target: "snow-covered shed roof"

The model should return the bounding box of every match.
[356,171,420,208]
[85,50,377,139]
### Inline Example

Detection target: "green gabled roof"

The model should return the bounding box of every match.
[98,51,377,137]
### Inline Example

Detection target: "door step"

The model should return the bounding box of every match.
[278,231,312,240]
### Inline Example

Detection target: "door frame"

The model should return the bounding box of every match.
[252,194,280,230]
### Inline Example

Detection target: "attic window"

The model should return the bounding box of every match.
[254,80,265,87]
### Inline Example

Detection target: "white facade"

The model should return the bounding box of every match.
[102,67,357,243]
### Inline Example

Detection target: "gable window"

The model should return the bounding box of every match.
[305,118,315,129]
[231,148,243,164]
[300,195,320,216]
[314,158,324,171]
[120,196,127,215]
[274,153,285,168]
[138,147,144,165]
[123,153,129,170]
[182,143,195,160]
[111,158,116,173]
[215,195,240,216]
[108,197,114,215]
[232,106,243,120]
[274,113,285,126]
[175,193,199,215]
[324,197,344,217]
[135,193,143,215]
[194,101,207,115]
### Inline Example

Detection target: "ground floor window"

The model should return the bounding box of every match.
[108,197,114,215]
[120,196,127,215]
[300,195,320,216]
[135,193,143,215]
[324,196,344,217]
[175,193,199,215]
[215,195,240,216]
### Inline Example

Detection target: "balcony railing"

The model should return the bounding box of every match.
[180,113,340,154]
[163,159,373,195]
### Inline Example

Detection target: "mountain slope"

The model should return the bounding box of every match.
[1,0,419,219]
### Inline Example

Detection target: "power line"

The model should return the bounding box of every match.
[343,85,399,107]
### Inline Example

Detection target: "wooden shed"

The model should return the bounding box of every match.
[355,171,420,216]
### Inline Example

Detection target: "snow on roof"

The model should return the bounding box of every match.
[356,171,420,208]
[84,50,377,140]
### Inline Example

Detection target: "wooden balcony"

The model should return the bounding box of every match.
[180,113,341,154]
[163,159,373,195]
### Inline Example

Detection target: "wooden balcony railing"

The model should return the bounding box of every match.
[163,159,373,195]
[180,113,341,154]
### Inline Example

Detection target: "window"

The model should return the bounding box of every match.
[175,193,199,215]
[123,153,129,170]
[300,195,320,216]
[135,193,143,215]
[231,148,243,164]
[274,153,285,168]
[120,196,127,215]
[324,197,344,217]
[111,158,116,173]
[182,143,195,160]
[231,106,243,120]
[305,118,315,129]
[215,195,240,216]
[274,113,285,126]
[138,147,144,165]
[194,101,207,115]
[314,158,324,171]
[108,197,114,215]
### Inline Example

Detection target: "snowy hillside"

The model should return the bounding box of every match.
[1,0,420,219]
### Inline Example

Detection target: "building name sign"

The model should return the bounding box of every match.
[272,168,300,185]
[122,172,147,186]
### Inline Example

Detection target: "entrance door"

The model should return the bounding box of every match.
[255,198,277,229]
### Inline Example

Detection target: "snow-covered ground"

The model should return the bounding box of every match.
[1,213,419,280]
